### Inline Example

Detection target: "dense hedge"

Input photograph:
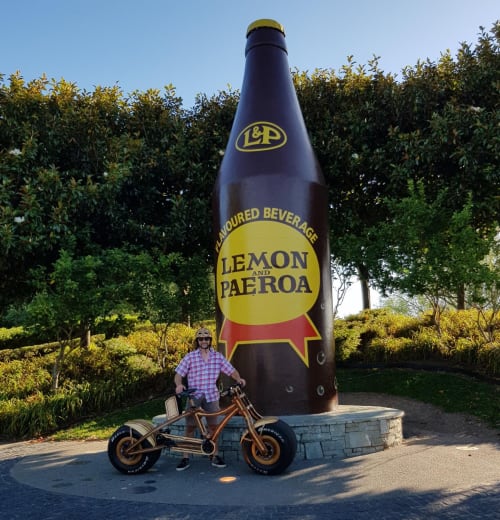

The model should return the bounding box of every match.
[0,315,138,352]
[0,326,56,351]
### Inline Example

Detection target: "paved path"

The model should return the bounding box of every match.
[1,430,499,519]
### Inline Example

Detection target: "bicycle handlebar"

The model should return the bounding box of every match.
[219,382,244,398]
[176,382,243,400]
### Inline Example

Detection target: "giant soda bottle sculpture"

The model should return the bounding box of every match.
[213,19,337,414]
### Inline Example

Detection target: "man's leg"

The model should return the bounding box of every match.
[205,401,226,468]
[176,418,196,471]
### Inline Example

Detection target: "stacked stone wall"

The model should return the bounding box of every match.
[153,405,404,461]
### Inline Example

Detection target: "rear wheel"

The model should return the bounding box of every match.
[241,420,297,475]
[108,426,161,474]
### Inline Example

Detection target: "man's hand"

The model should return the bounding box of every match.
[175,384,185,394]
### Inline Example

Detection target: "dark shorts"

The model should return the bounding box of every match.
[185,397,220,428]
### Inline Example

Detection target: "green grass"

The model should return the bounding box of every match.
[48,398,165,441]
[337,368,499,429]
[47,368,499,441]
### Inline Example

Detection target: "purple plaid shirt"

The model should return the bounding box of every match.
[175,348,235,402]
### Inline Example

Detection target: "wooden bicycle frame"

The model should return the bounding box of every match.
[124,385,270,457]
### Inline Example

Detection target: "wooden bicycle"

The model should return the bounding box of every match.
[108,383,297,475]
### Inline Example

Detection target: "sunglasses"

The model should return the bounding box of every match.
[198,337,211,341]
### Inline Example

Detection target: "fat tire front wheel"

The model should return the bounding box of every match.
[108,425,161,474]
[242,419,297,475]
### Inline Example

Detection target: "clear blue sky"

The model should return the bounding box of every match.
[2,0,498,109]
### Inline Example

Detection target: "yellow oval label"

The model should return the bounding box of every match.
[216,220,320,325]
[235,121,287,152]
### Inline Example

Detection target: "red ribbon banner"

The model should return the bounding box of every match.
[219,315,321,367]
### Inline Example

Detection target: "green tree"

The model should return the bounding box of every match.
[295,22,499,309]
[100,87,187,252]
[386,23,499,307]
[24,249,134,389]
[177,89,239,260]
[467,233,500,342]
[0,74,130,310]
[295,59,400,308]
[374,182,495,328]
[131,252,215,367]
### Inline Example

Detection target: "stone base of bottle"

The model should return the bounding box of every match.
[153,405,404,461]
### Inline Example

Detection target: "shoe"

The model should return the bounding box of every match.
[176,458,190,471]
[211,455,226,468]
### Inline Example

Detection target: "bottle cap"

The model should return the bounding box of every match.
[246,19,285,37]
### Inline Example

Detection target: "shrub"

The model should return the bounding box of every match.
[409,327,445,359]
[95,315,138,339]
[453,337,481,366]
[2,314,497,441]
[126,329,158,358]
[0,327,26,350]
[0,341,62,362]
[0,394,55,438]
[477,342,500,378]
[125,322,196,368]
[0,364,168,439]
[335,310,421,363]
[368,337,415,362]
[0,358,53,399]
[0,325,55,350]
[440,310,483,342]
[63,338,163,386]
[334,319,362,362]
[163,322,199,364]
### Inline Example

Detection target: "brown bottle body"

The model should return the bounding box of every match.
[213,21,337,415]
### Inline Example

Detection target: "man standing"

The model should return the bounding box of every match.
[174,327,246,471]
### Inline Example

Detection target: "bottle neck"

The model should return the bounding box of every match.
[245,26,287,56]
[216,24,324,185]
[238,29,296,121]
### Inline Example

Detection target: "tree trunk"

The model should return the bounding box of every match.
[457,284,465,310]
[80,321,91,348]
[358,264,371,310]
[51,343,66,391]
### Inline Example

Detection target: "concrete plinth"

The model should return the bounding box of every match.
[152,405,404,461]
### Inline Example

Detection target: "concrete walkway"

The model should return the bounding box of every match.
[1,428,499,519]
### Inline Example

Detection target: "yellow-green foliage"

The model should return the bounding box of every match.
[0,321,223,440]
[126,330,158,358]
[2,314,498,441]
[126,321,215,368]
[358,309,421,338]
[0,341,60,362]
[335,309,421,362]
[0,326,56,350]
[477,342,500,377]
[335,309,499,378]
[441,310,498,342]
[0,326,24,343]
[62,340,161,385]
[0,326,35,350]
[333,319,362,361]
[0,330,173,439]
[0,381,134,439]
[367,337,415,362]
[409,327,446,358]
[0,358,53,399]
